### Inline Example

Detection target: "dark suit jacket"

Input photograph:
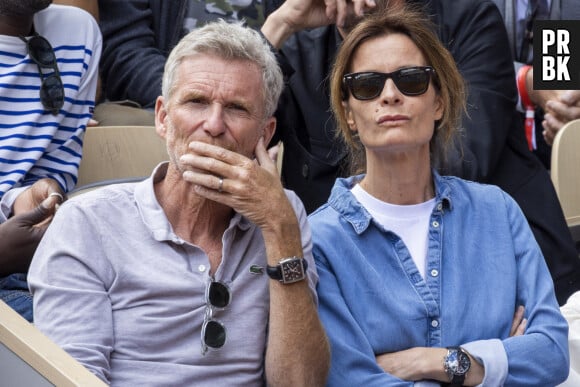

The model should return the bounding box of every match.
[98,0,187,108]
[491,0,580,168]
[269,0,580,304]
[493,0,580,56]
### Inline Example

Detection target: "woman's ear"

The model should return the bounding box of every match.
[343,101,358,132]
[434,94,444,122]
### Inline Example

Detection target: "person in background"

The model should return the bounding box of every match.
[260,0,580,305]
[310,4,569,385]
[492,0,580,169]
[28,20,329,386]
[0,0,101,321]
[559,291,580,386]
[94,0,265,126]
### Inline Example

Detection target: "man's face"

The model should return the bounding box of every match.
[0,0,52,17]
[156,54,274,175]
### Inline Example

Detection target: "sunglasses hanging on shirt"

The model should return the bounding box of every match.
[20,34,64,115]
[201,280,231,355]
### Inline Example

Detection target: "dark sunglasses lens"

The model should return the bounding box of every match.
[395,68,430,95]
[29,36,57,67]
[208,282,230,308]
[204,320,226,348]
[40,75,64,112]
[351,73,385,100]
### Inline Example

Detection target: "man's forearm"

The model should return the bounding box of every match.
[262,220,330,386]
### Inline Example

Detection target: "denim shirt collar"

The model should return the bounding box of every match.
[327,170,453,234]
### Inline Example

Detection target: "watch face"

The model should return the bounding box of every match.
[446,350,470,375]
[281,259,305,283]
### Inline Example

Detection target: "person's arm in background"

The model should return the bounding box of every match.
[53,0,98,20]
[22,5,102,195]
[435,1,518,181]
[261,0,375,49]
[98,0,176,108]
[53,0,102,111]
[559,291,580,387]
[0,185,62,277]
[519,66,580,145]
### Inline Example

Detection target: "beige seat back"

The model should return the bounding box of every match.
[73,125,167,194]
[0,300,106,387]
[551,118,580,242]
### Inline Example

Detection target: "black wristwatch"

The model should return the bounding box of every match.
[266,257,308,284]
[443,346,471,386]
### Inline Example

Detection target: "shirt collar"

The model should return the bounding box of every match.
[134,162,252,242]
[327,171,453,234]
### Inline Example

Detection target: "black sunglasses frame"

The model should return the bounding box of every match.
[342,66,436,100]
[201,280,231,355]
[20,34,64,115]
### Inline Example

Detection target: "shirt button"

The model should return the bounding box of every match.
[437,203,443,211]
[432,221,439,228]
[198,264,206,272]
[430,269,439,277]
[431,319,439,328]
[301,163,309,178]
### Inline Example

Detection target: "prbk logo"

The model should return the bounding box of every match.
[534,20,580,90]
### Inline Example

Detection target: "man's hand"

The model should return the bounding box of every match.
[180,138,294,231]
[526,68,580,145]
[542,90,580,145]
[261,0,376,49]
[0,193,63,276]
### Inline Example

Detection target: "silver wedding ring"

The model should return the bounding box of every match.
[218,178,223,193]
[49,192,64,203]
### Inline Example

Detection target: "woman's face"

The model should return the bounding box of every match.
[343,33,443,159]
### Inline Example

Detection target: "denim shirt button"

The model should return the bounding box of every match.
[437,203,443,211]
[430,269,439,277]
[431,319,439,328]
[432,220,440,228]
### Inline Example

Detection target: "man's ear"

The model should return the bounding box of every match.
[155,96,168,138]
[262,116,277,146]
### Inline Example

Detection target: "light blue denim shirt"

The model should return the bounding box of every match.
[310,172,569,386]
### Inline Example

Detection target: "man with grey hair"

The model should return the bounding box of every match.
[28,20,329,386]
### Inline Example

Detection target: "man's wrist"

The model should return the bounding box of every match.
[260,12,294,50]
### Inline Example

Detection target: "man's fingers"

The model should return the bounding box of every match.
[559,90,580,106]
[254,137,278,175]
[542,113,564,146]
[546,100,580,123]
[15,201,54,227]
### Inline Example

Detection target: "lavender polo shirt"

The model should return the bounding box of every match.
[29,162,318,386]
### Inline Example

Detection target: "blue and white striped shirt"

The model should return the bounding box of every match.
[0,4,101,209]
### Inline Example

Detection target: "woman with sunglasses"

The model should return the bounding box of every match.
[309,4,569,386]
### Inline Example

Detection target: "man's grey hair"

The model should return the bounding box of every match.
[162,19,283,118]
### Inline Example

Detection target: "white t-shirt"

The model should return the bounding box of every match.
[351,183,435,279]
